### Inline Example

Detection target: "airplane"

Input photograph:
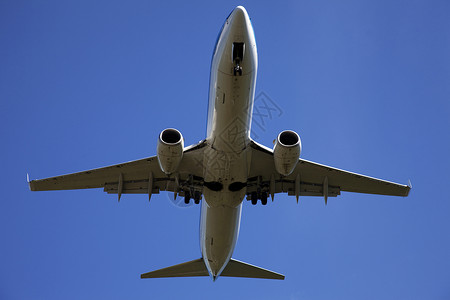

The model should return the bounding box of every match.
[28,6,411,281]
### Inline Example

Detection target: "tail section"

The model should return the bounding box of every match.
[140,258,209,278]
[140,258,284,280]
[221,259,285,280]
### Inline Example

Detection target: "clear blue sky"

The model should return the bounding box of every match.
[1,1,449,299]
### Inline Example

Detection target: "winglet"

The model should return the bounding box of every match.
[406,179,412,197]
[27,173,33,191]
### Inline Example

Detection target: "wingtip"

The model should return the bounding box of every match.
[27,173,37,191]
[405,179,412,197]
[27,173,32,191]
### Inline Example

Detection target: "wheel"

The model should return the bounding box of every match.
[184,191,191,204]
[251,192,258,205]
[233,65,242,76]
[261,192,268,205]
[194,191,201,204]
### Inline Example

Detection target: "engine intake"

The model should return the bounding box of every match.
[273,130,301,176]
[157,128,184,175]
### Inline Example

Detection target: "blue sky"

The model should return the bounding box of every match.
[1,0,449,299]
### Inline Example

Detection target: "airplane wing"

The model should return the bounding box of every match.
[29,141,207,200]
[247,140,410,202]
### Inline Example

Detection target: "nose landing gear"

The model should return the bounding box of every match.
[233,64,243,76]
[232,42,245,76]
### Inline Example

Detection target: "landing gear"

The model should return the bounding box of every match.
[251,192,258,205]
[232,42,244,76]
[184,190,191,204]
[184,190,201,205]
[260,192,268,206]
[233,65,242,76]
[194,191,201,204]
[248,191,269,205]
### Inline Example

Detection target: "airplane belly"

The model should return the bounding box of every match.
[198,5,258,280]
[209,71,255,153]
[200,199,242,277]
[202,144,249,204]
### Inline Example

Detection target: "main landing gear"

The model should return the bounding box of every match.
[249,191,268,206]
[184,190,202,205]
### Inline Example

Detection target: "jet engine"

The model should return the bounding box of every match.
[157,128,184,175]
[273,130,301,176]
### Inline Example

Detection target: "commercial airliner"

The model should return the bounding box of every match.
[29,6,411,281]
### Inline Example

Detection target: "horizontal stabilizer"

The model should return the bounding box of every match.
[221,259,285,280]
[140,258,285,280]
[140,258,209,278]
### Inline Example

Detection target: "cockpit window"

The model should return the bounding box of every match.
[212,9,234,58]
[225,9,233,21]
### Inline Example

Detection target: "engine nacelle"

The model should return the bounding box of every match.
[273,130,301,176]
[157,128,184,175]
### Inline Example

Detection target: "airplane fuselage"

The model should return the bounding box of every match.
[200,7,258,279]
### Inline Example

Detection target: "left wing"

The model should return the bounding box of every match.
[247,140,410,202]
[29,141,207,200]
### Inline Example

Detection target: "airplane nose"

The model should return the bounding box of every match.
[233,6,247,17]
[229,6,249,25]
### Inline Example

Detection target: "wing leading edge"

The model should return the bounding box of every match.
[247,140,410,200]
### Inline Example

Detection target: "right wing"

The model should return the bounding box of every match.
[29,140,207,199]
[247,140,410,200]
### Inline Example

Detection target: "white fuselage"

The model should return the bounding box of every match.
[199,7,258,279]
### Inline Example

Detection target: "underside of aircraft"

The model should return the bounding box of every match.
[28,6,410,280]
